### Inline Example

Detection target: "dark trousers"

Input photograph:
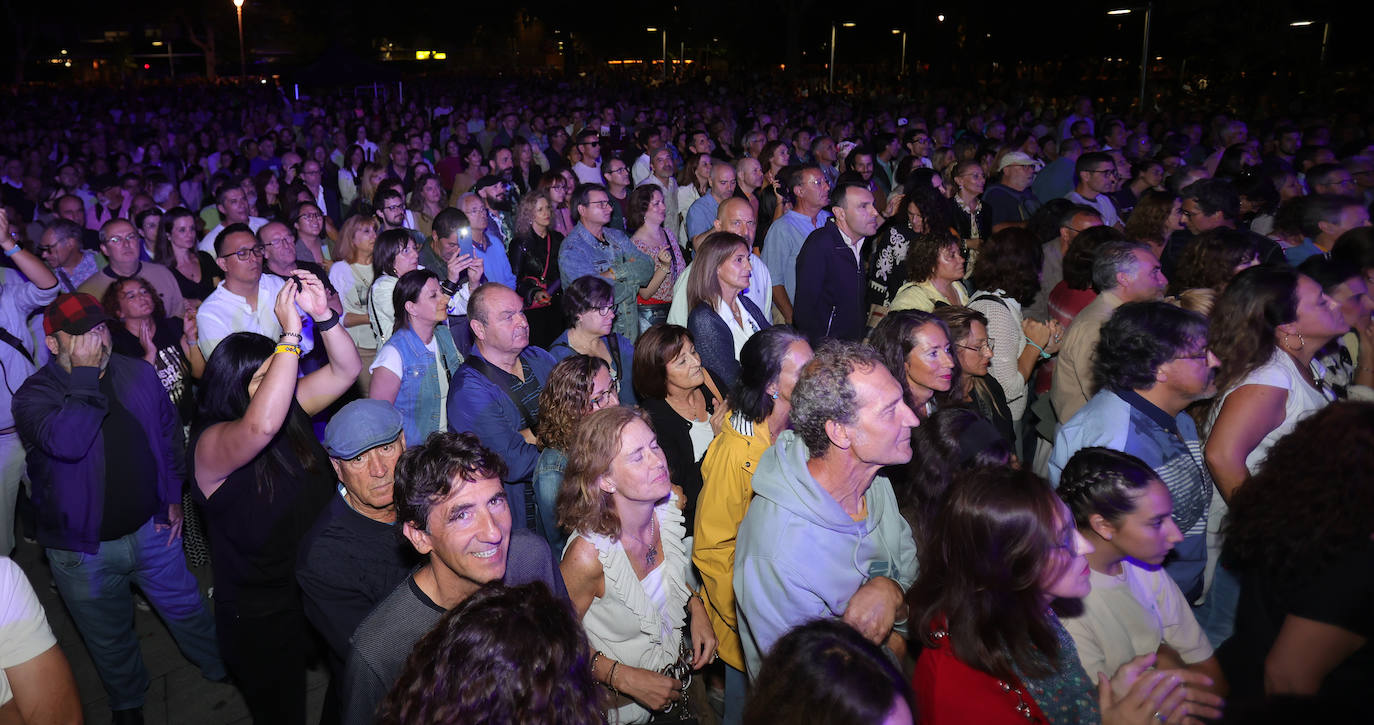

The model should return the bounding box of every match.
[217,604,308,725]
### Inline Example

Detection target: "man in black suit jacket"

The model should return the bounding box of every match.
[793,179,881,345]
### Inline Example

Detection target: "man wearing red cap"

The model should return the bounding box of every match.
[11,293,225,725]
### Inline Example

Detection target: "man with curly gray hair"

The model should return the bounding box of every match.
[732,340,919,679]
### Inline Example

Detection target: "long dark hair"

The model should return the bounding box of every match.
[196,332,324,495]
[900,407,1014,538]
[743,619,913,725]
[729,325,808,424]
[1207,264,1299,416]
[909,465,1067,681]
[869,309,957,409]
[391,268,439,335]
[154,206,196,263]
[967,227,1043,303]
[378,582,605,725]
[372,228,416,278]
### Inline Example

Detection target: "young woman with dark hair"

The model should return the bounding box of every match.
[1220,402,1374,708]
[1200,265,1346,646]
[558,406,718,724]
[696,325,812,722]
[627,184,684,333]
[532,354,619,551]
[1056,448,1227,702]
[157,206,221,303]
[909,465,1222,725]
[1122,190,1183,261]
[378,582,605,725]
[190,272,360,724]
[866,182,958,309]
[869,309,956,421]
[102,276,202,424]
[367,228,421,346]
[743,619,914,725]
[368,269,462,445]
[550,275,637,407]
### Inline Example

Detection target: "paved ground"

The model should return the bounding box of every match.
[9,536,328,725]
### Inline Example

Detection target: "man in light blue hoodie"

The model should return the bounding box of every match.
[734,341,920,679]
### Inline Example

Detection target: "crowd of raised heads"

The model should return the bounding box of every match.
[1,76,1371,725]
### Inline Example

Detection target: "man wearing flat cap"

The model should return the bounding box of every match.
[297,398,418,671]
[12,293,224,725]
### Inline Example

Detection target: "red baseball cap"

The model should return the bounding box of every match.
[43,293,112,336]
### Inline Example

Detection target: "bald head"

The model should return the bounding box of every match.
[713,196,757,244]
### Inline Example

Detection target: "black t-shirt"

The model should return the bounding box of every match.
[99,373,160,540]
[171,251,221,302]
[110,317,193,425]
[1221,540,1374,706]
[191,406,335,615]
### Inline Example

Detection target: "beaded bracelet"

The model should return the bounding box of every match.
[591,650,604,676]
[274,343,302,357]
[608,661,620,695]
[279,331,302,342]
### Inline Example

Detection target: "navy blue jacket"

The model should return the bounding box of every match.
[446,345,556,482]
[793,221,867,345]
[13,354,183,554]
[687,295,770,390]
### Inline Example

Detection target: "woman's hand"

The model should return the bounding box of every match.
[614,665,682,712]
[1021,318,1051,349]
[687,595,719,670]
[884,191,905,218]
[274,276,303,334]
[708,398,727,437]
[656,248,673,266]
[292,270,331,321]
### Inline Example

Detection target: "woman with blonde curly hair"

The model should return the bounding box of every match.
[558,406,718,724]
[532,355,620,551]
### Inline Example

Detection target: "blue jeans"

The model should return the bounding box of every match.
[1192,564,1240,649]
[47,517,225,710]
[723,663,749,725]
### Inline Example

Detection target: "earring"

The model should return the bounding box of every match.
[770,391,779,400]
[1281,331,1306,352]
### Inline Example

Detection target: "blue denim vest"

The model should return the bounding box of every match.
[388,325,463,446]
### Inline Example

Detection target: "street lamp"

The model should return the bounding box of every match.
[829,21,856,93]
[647,27,666,80]
[233,0,246,80]
[892,29,907,79]
[1108,3,1153,110]
[1290,20,1331,66]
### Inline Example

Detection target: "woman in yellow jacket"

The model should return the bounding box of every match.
[888,232,970,312]
[694,326,812,724]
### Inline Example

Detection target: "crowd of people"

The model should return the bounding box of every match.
[1,76,1371,725]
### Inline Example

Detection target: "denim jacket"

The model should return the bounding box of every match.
[532,447,568,552]
[386,325,463,447]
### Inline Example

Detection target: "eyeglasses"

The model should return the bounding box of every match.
[1176,348,1212,362]
[583,200,613,208]
[955,340,995,354]
[103,233,140,247]
[266,235,296,248]
[220,245,266,261]
[591,305,614,315]
[381,203,405,212]
[296,212,324,222]
[580,141,601,148]
[607,166,629,174]
[1087,168,1119,177]
[589,384,620,408]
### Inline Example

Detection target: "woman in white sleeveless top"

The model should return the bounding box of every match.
[558,406,717,724]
